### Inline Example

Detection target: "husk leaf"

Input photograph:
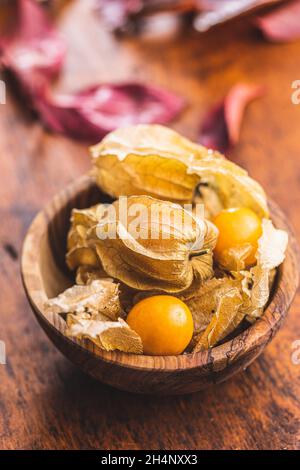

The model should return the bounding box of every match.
[44,279,122,320]
[66,314,143,353]
[91,124,269,218]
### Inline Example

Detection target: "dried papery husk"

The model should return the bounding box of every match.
[76,266,110,285]
[190,253,214,286]
[66,314,143,354]
[67,206,100,250]
[216,243,254,272]
[67,246,100,271]
[188,156,269,219]
[193,286,243,352]
[44,279,123,320]
[91,125,269,218]
[130,276,240,342]
[178,277,241,341]
[92,152,200,204]
[256,219,288,269]
[108,255,216,308]
[240,219,288,322]
[194,184,223,220]
[118,283,138,314]
[189,220,219,285]
[90,124,215,204]
[66,205,104,270]
[87,195,215,292]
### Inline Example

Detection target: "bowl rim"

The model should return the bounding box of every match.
[21,174,300,372]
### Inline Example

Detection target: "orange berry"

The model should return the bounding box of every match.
[127,295,193,356]
[213,207,262,266]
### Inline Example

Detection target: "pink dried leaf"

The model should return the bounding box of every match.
[0,0,66,92]
[255,0,300,42]
[33,83,185,143]
[0,1,183,142]
[194,0,283,32]
[199,83,265,153]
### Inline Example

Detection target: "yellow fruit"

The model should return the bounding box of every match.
[213,207,262,266]
[126,295,194,356]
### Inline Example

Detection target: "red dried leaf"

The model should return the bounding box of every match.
[0,0,66,93]
[255,0,300,42]
[199,84,264,153]
[195,0,283,32]
[0,0,184,142]
[33,83,185,143]
[96,0,284,33]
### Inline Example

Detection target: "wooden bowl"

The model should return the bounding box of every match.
[21,175,300,395]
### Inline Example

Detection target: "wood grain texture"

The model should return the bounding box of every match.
[21,176,299,395]
[1,0,300,449]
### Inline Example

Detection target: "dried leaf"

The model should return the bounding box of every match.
[255,0,300,42]
[88,195,214,292]
[33,83,185,143]
[45,279,123,320]
[199,83,265,153]
[193,286,243,351]
[0,3,183,143]
[0,0,66,95]
[66,315,143,354]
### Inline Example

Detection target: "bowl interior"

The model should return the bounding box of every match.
[22,175,300,371]
[41,182,112,298]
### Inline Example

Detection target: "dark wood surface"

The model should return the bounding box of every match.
[1,0,300,450]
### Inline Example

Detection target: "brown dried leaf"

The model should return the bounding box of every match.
[44,279,123,320]
[66,315,143,354]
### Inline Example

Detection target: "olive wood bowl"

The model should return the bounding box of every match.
[21,175,299,395]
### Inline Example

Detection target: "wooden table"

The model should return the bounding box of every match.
[0,0,300,450]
